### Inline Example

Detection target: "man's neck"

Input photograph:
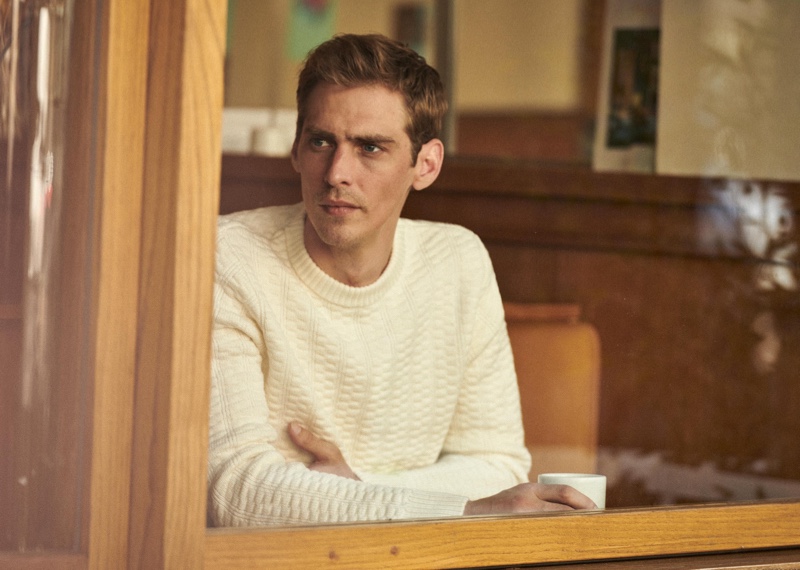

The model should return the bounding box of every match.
[303,221,392,287]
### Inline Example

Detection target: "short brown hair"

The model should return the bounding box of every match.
[295,33,447,162]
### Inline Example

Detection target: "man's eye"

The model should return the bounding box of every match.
[362,143,380,153]
[310,138,329,148]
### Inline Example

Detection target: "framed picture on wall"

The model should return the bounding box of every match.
[593,0,661,173]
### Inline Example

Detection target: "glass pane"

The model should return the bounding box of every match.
[1,0,79,552]
[214,0,800,528]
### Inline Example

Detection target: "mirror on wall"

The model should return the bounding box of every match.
[215,0,800,526]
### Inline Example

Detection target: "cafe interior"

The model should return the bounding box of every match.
[1,0,799,568]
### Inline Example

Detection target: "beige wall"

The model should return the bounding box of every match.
[225,0,584,112]
[226,1,291,107]
[454,0,583,111]
[657,0,800,181]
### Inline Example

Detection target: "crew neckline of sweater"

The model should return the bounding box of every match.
[285,204,406,307]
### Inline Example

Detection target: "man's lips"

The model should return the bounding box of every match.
[320,200,360,215]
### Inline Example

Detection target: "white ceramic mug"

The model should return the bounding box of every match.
[537,472,607,509]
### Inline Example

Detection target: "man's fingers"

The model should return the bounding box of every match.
[536,483,596,510]
[287,422,360,480]
[288,422,342,462]
[464,482,596,516]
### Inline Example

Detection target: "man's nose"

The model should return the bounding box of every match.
[325,146,354,187]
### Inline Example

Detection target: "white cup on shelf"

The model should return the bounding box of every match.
[251,126,284,156]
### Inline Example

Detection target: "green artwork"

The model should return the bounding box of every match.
[287,0,337,61]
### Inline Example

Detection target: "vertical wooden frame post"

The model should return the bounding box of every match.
[72,0,149,567]
[127,0,225,568]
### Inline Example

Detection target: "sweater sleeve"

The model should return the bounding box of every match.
[358,236,532,498]
[207,239,470,527]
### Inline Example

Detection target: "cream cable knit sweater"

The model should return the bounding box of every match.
[208,203,531,527]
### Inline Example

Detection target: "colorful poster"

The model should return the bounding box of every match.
[593,0,661,173]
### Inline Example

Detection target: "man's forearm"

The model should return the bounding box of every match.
[357,451,527,500]
[207,458,468,527]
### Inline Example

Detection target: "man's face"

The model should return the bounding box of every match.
[291,82,426,265]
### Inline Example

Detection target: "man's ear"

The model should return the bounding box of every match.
[411,138,444,191]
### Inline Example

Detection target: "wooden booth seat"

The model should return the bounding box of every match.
[504,303,601,480]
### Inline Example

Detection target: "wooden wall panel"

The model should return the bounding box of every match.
[455,112,591,163]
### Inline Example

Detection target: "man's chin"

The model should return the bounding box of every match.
[309,222,356,249]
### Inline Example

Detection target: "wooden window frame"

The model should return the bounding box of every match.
[2,0,799,568]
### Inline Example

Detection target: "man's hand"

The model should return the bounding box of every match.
[463,482,596,516]
[288,422,361,481]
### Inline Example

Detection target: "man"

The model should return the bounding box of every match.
[208,33,594,527]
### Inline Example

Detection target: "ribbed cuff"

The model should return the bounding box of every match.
[398,489,469,520]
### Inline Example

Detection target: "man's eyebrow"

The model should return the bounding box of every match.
[303,126,397,146]
[348,134,396,146]
[304,127,334,139]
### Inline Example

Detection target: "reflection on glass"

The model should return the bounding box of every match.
[1,0,77,551]
[601,0,800,508]
[698,0,799,485]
